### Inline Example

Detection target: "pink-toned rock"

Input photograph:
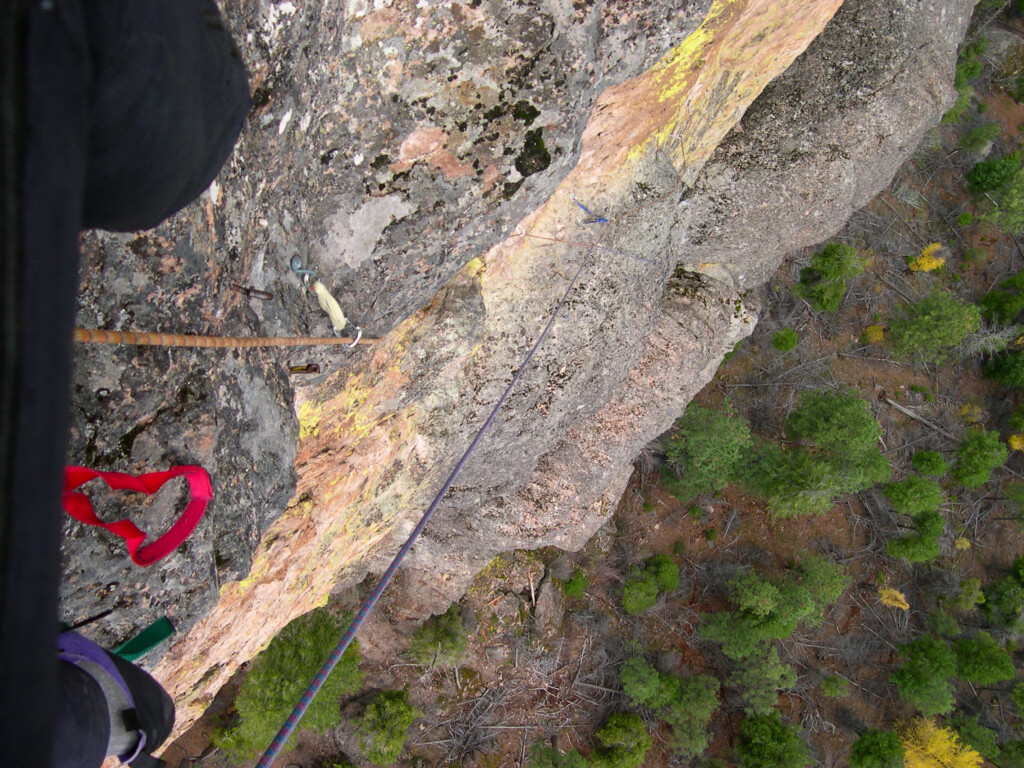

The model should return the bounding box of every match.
[398,127,449,163]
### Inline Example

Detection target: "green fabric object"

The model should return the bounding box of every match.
[114,616,175,661]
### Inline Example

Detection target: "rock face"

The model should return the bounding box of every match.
[60,0,973,739]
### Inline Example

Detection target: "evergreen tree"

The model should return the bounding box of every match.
[735,712,811,768]
[591,713,651,768]
[729,645,797,716]
[912,450,949,477]
[754,389,890,517]
[980,269,1024,323]
[890,636,957,717]
[792,241,866,312]
[951,429,1008,488]
[214,609,363,759]
[982,556,1024,628]
[887,290,981,363]
[887,509,944,563]
[954,631,1014,684]
[984,350,1024,387]
[849,729,905,768]
[883,475,944,515]
[949,713,1000,761]
[663,401,751,501]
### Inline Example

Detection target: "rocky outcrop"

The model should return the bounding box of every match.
[61,0,974,739]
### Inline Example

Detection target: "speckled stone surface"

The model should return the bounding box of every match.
[59,0,974,735]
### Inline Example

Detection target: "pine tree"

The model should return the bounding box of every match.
[754,389,890,517]
[849,729,904,768]
[792,242,866,313]
[953,631,1015,684]
[887,290,981,363]
[663,401,751,501]
[736,712,812,768]
[951,429,1008,488]
[890,636,956,717]
[883,475,944,515]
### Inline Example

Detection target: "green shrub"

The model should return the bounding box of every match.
[526,744,589,768]
[949,713,1000,760]
[213,609,363,760]
[943,37,988,122]
[982,557,1024,627]
[563,569,588,599]
[699,555,849,660]
[848,729,905,768]
[985,350,1024,386]
[929,610,961,638]
[735,712,811,768]
[730,645,797,715]
[621,556,678,615]
[946,577,984,613]
[591,713,651,768]
[792,242,866,312]
[954,631,1015,683]
[887,290,982,363]
[968,151,1022,192]
[886,509,944,563]
[771,328,798,352]
[752,389,890,517]
[961,121,1001,152]
[951,429,1008,488]
[890,635,957,716]
[912,450,948,477]
[957,211,975,226]
[621,570,659,616]
[820,675,847,698]
[620,658,719,758]
[357,689,421,766]
[645,555,679,594]
[883,474,944,515]
[408,604,466,667]
[980,270,1024,323]
[663,401,752,501]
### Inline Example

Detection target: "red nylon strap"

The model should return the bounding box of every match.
[62,466,213,566]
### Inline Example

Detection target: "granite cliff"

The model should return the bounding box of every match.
[60,0,974,736]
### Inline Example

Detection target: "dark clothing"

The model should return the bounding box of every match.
[0,1,248,766]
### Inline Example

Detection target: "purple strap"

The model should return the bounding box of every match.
[58,631,145,763]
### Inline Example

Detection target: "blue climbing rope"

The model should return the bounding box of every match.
[256,212,615,767]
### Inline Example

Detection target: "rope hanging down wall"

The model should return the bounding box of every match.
[257,208,611,766]
[254,179,686,767]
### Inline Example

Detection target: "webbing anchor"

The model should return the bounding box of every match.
[290,255,352,338]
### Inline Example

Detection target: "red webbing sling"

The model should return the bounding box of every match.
[63,466,212,566]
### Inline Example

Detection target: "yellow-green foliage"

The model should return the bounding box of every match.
[357,688,422,766]
[214,608,363,760]
[408,603,466,667]
[899,718,983,768]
